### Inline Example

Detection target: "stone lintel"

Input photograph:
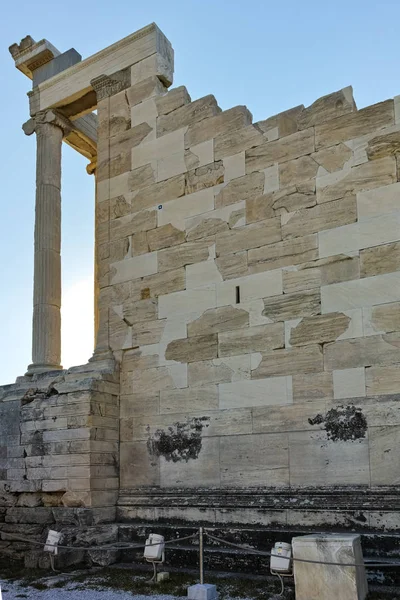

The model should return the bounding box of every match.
[28,23,173,113]
[9,37,60,79]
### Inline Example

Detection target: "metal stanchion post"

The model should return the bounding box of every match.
[199,527,204,584]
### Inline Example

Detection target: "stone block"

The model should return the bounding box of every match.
[315,100,394,149]
[279,155,319,187]
[158,187,215,230]
[360,241,400,278]
[289,312,350,347]
[128,164,157,194]
[131,173,185,213]
[263,289,320,322]
[366,365,400,396]
[333,368,366,399]
[110,251,158,284]
[160,386,218,413]
[130,51,173,88]
[282,196,357,239]
[316,156,396,204]
[257,105,303,138]
[219,376,292,409]
[165,334,218,363]
[357,181,400,219]
[367,129,400,160]
[147,223,185,251]
[216,270,282,306]
[159,286,216,318]
[369,425,400,486]
[160,438,220,487]
[246,183,316,223]
[289,431,370,486]
[220,433,289,486]
[186,261,223,289]
[157,95,219,137]
[215,171,264,209]
[188,584,218,600]
[285,255,360,295]
[125,76,167,107]
[252,345,323,378]
[185,161,224,194]
[186,201,245,241]
[120,442,159,487]
[185,106,252,148]
[120,393,159,418]
[292,372,333,402]
[248,234,318,273]
[321,272,400,313]
[122,366,174,395]
[219,323,284,357]
[157,151,187,182]
[319,212,400,258]
[216,218,281,256]
[312,143,352,173]
[130,267,185,300]
[363,301,400,335]
[292,534,368,600]
[298,87,356,130]
[189,355,249,387]
[324,333,400,370]
[131,128,184,169]
[214,124,264,160]
[158,239,213,272]
[155,86,191,116]
[187,306,249,337]
[245,128,315,173]
[253,399,326,433]
[215,252,248,280]
[185,140,214,171]
[110,209,156,241]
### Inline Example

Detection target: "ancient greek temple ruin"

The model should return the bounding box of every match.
[1,23,400,584]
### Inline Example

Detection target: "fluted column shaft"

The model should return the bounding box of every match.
[24,111,69,374]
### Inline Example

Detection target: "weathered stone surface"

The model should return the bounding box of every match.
[131,319,166,346]
[128,164,156,194]
[332,367,366,399]
[357,181,400,220]
[298,87,356,130]
[360,241,400,278]
[131,173,185,212]
[187,306,249,337]
[157,95,219,136]
[220,433,289,487]
[186,106,253,148]
[290,312,350,346]
[155,86,191,116]
[214,125,264,160]
[215,172,264,209]
[120,442,159,487]
[122,298,157,326]
[283,255,360,293]
[257,105,304,138]
[367,130,400,161]
[219,323,284,357]
[110,209,156,241]
[215,252,248,280]
[187,355,250,387]
[246,128,315,174]
[249,234,318,272]
[160,385,218,413]
[216,218,281,256]
[246,183,316,223]
[317,156,396,204]
[369,425,400,486]
[292,372,333,402]
[165,334,218,363]
[125,75,167,107]
[279,155,319,187]
[315,100,394,149]
[147,223,185,251]
[130,267,185,300]
[110,251,157,284]
[185,161,224,194]
[263,290,321,322]
[312,143,352,173]
[365,302,400,334]
[324,333,400,370]
[253,399,326,433]
[252,345,323,377]
[158,240,212,272]
[187,218,228,242]
[282,196,357,239]
[366,365,400,396]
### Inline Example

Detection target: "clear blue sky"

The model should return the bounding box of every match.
[1,0,399,384]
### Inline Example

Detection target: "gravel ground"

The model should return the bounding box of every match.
[0,580,178,600]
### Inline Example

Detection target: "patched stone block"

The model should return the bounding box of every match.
[187,306,249,337]
[324,333,400,370]
[216,218,281,256]
[290,312,350,346]
[252,345,323,378]
[157,95,219,136]
[165,334,218,363]
[263,289,321,322]
[282,196,357,240]
[219,323,284,357]
[185,106,252,148]
[215,171,264,209]
[248,234,318,273]
[360,241,400,278]
[246,128,315,174]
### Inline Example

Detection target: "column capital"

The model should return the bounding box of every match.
[90,68,131,101]
[22,109,72,137]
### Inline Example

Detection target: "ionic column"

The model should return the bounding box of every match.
[23,110,71,374]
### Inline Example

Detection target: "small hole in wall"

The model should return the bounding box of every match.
[235,286,241,304]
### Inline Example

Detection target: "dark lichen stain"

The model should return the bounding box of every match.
[308,405,367,442]
[147,417,210,462]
